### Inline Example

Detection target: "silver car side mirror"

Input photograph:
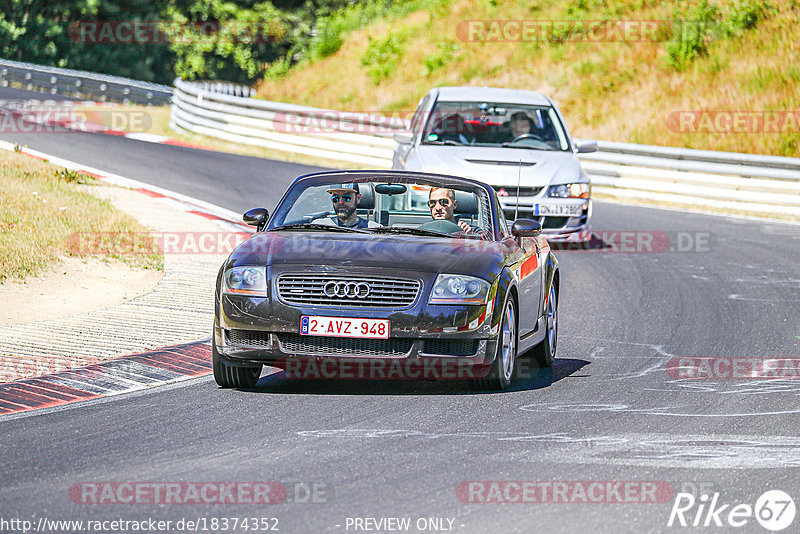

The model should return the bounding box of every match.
[393,133,413,145]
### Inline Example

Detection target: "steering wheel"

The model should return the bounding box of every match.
[512,133,546,143]
[418,219,464,235]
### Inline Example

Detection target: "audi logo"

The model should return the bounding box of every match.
[323,281,372,299]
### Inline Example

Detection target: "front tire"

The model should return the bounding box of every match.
[212,340,262,388]
[472,298,517,391]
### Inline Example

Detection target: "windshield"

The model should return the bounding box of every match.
[268,176,494,239]
[422,101,570,151]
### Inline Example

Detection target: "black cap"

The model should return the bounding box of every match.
[326,182,360,194]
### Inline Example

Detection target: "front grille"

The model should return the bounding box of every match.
[421,339,479,356]
[277,334,413,357]
[542,216,569,229]
[277,274,420,308]
[497,186,544,197]
[227,329,271,347]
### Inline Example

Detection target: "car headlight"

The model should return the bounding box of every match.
[222,266,267,296]
[429,274,490,304]
[547,183,590,199]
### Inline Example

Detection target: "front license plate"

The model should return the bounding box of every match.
[300,316,390,339]
[535,204,583,217]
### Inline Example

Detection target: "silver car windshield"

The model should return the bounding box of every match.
[422,102,570,151]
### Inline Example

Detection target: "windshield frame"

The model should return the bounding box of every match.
[421,100,572,152]
[265,171,500,240]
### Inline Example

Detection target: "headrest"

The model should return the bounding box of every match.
[454,190,478,216]
[357,182,375,210]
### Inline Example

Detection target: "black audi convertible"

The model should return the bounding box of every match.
[213,170,559,390]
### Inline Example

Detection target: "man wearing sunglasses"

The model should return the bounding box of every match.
[428,188,489,238]
[313,183,381,229]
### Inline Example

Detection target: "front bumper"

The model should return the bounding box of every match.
[215,266,502,372]
[500,197,591,242]
[215,326,498,371]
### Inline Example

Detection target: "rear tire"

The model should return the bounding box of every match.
[531,283,557,368]
[212,340,262,388]
[471,298,517,391]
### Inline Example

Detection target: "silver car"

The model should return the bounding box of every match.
[393,86,597,241]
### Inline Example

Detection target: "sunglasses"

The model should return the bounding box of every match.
[331,194,353,203]
[427,198,452,208]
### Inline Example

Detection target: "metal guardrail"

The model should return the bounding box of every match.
[0,58,172,105]
[171,78,800,217]
[170,78,400,167]
[9,62,794,217]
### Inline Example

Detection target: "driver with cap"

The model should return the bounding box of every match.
[313,183,381,229]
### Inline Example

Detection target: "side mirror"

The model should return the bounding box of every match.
[393,132,413,145]
[575,140,598,153]
[511,218,541,238]
[243,207,269,231]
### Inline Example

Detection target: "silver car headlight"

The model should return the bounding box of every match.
[222,266,267,296]
[547,183,590,199]
[429,274,490,304]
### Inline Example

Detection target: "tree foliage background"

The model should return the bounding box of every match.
[0,0,388,85]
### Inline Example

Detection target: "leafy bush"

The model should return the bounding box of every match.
[721,0,772,36]
[422,40,458,76]
[360,33,404,84]
[666,0,773,71]
[666,0,719,71]
[164,0,287,84]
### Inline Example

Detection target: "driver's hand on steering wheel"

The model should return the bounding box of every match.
[458,221,491,240]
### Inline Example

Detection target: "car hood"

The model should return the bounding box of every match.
[225,231,509,278]
[414,145,583,187]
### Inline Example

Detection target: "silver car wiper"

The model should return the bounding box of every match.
[425,139,464,146]
[267,223,370,234]
[499,143,553,150]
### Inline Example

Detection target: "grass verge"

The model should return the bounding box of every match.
[0,150,163,283]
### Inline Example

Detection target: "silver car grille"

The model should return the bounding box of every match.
[277,334,413,357]
[277,274,420,308]
[497,186,544,197]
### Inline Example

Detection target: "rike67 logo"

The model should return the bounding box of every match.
[668,490,796,531]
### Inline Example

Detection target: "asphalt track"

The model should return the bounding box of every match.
[1,88,800,533]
